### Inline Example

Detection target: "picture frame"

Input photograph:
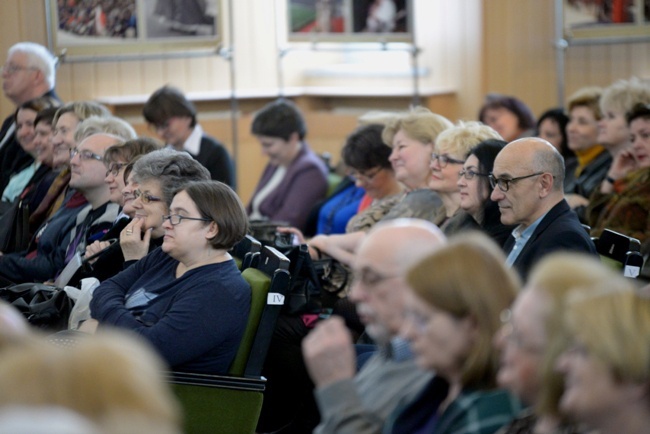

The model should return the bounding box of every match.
[560,0,650,44]
[287,0,413,43]
[46,0,222,59]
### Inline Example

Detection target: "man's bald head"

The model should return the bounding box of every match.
[350,219,447,341]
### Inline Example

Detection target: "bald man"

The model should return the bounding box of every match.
[490,137,597,279]
[302,218,446,434]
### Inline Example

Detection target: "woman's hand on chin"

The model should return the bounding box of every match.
[120,218,153,262]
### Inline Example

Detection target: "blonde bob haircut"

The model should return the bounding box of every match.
[381,106,453,148]
[600,77,650,116]
[406,231,520,389]
[526,253,619,418]
[565,277,650,385]
[435,121,502,160]
[566,86,603,120]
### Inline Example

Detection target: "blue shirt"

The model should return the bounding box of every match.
[506,212,548,267]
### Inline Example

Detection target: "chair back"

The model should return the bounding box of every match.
[231,235,262,270]
[594,228,644,278]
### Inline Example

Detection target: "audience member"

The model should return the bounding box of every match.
[29,101,112,231]
[455,139,515,247]
[0,42,59,192]
[563,87,612,220]
[597,77,650,160]
[302,219,446,434]
[496,253,617,434]
[74,148,210,284]
[478,93,536,142]
[556,278,650,434]
[490,137,597,279]
[0,330,182,434]
[1,97,60,205]
[247,98,329,231]
[385,232,522,434]
[536,108,574,174]
[87,181,250,374]
[142,85,235,187]
[430,121,502,231]
[308,108,452,266]
[0,132,123,283]
[587,102,650,252]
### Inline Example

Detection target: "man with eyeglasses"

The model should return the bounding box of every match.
[0,133,120,284]
[0,42,59,193]
[490,137,596,279]
[302,219,446,434]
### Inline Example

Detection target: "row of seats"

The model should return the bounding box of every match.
[169,237,291,434]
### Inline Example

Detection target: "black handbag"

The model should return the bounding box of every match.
[0,283,74,331]
[0,200,30,253]
[283,245,323,315]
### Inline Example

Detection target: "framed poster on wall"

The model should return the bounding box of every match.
[288,0,413,42]
[47,0,222,59]
[561,0,650,43]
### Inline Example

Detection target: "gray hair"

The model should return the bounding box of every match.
[132,149,211,206]
[74,116,137,143]
[532,145,565,191]
[8,42,57,89]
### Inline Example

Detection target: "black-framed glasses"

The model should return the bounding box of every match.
[431,153,465,168]
[489,172,545,192]
[162,214,212,226]
[458,168,489,180]
[133,189,162,204]
[70,148,103,162]
[106,162,127,177]
[349,167,382,182]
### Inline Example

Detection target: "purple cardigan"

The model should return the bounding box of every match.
[247,143,328,231]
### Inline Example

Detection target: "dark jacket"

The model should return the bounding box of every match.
[194,134,236,189]
[505,199,597,279]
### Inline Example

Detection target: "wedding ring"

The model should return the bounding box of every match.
[125,229,133,235]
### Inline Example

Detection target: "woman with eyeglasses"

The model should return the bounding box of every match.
[75,149,210,286]
[385,232,521,434]
[555,277,650,434]
[86,180,250,374]
[453,139,514,247]
[430,121,503,235]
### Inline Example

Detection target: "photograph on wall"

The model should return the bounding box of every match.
[562,0,650,42]
[288,0,412,42]
[49,0,220,58]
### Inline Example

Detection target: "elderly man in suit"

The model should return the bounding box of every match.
[490,137,597,279]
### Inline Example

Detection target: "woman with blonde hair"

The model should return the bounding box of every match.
[386,232,522,434]
[556,277,650,434]
[309,107,452,266]
[496,253,618,434]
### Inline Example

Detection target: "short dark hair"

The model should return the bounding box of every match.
[104,137,162,165]
[34,107,59,127]
[341,124,393,171]
[537,108,572,159]
[142,85,197,127]
[478,94,536,131]
[251,99,306,141]
[467,139,507,227]
[133,149,211,206]
[179,181,249,250]
[627,103,650,124]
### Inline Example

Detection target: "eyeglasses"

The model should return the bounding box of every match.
[351,268,400,287]
[133,189,162,204]
[70,148,103,162]
[106,162,127,177]
[489,172,545,192]
[1,64,38,75]
[162,214,212,226]
[458,168,489,180]
[431,153,465,168]
[349,167,382,182]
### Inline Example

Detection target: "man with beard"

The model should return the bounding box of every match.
[302,218,446,434]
